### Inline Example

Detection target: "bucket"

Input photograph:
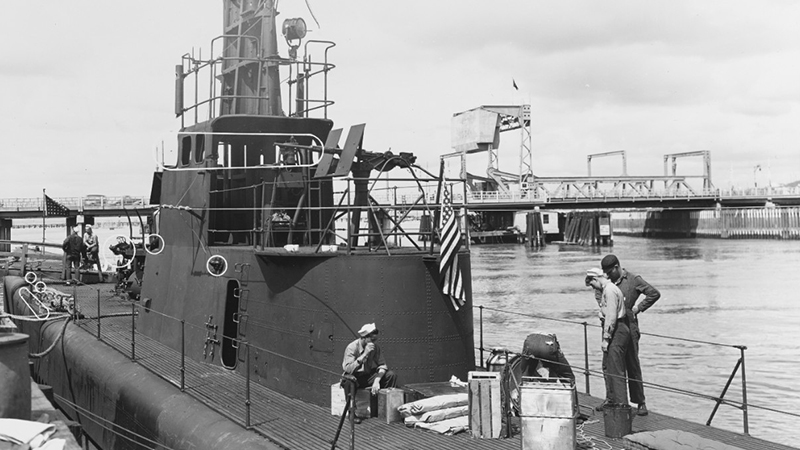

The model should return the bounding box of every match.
[603,404,632,438]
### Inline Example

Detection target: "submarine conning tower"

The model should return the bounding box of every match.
[139,0,475,406]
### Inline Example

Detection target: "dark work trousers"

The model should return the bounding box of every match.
[354,370,398,391]
[626,317,645,404]
[603,318,631,405]
[600,318,612,402]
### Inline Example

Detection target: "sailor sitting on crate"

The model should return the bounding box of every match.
[341,323,399,423]
[342,323,398,394]
[520,332,575,382]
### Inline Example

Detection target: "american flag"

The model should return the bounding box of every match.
[44,194,70,217]
[439,187,465,309]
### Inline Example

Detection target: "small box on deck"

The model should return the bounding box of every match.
[468,371,502,439]
[377,387,406,423]
[330,382,372,417]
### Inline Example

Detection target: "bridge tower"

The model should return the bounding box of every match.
[448,104,531,193]
[587,150,627,176]
[663,150,713,191]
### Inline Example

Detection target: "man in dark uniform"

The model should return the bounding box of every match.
[601,254,661,416]
[62,227,84,280]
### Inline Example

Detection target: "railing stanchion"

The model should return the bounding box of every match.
[180,320,186,392]
[582,321,590,395]
[739,345,749,435]
[96,289,101,340]
[245,342,252,429]
[130,302,135,360]
[479,305,484,369]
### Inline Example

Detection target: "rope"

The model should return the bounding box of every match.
[29,316,71,358]
[576,420,612,449]
[0,312,70,322]
[157,204,194,211]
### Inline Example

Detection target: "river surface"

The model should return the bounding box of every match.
[10,225,799,445]
[470,236,800,446]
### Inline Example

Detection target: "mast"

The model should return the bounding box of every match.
[221,0,282,116]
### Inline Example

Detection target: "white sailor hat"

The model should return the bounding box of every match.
[586,268,604,279]
[358,323,378,337]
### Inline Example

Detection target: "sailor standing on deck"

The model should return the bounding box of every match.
[585,268,629,407]
[62,227,83,280]
[342,323,398,394]
[601,254,660,416]
[83,225,103,279]
[586,267,613,404]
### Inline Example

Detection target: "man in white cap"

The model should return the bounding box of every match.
[585,268,629,409]
[342,323,398,396]
[83,224,103,278]
[601,254,660,416]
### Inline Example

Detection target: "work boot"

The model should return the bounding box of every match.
[637,403,648,416]
[595,400,611,411]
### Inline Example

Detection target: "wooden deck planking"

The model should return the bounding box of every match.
[60,282,795,450]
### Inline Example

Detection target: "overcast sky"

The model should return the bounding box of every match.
[2,1,799,199]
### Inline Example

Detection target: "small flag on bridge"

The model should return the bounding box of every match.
[439,187,465,310]
[44,194,70,217]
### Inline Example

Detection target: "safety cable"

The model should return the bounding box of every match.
[478,304,742,349]
[495,349,800,420]
[53,393,177,450]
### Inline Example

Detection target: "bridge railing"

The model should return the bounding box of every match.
[0,196,149,212]
[464,188,721,204]
[719,186,800,198]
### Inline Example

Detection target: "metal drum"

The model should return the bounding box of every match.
[485,347,509,372]
[519,377,577,450]
[0,333,31,419]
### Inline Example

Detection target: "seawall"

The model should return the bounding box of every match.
[611,206,800,239]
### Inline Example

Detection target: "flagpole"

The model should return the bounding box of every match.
[42,188,46,252]
[432,158,446,254]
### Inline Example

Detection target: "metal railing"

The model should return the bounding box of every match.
[82,289,353,447]
[33,281,800,447]
[473,304,800,435]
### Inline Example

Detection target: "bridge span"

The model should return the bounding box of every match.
[0,195,152,220]
[461,184,800,211]
[1,186,800,220]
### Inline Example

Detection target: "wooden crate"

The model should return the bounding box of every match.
[377,387,406,423]
[330,382,371,417]
[468,371,502,438]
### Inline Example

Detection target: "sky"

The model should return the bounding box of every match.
[1,1,799,200]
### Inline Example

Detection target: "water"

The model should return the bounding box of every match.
[470,236,800,446]
[10,225,799,444]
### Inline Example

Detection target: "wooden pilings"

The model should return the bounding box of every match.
[720,207,800,239]
[562,211,613,246]
[0,219,10,252]
[526,212,545,248]
[611,206,800,239]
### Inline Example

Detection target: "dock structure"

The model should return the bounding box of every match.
[14,280,795,450]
